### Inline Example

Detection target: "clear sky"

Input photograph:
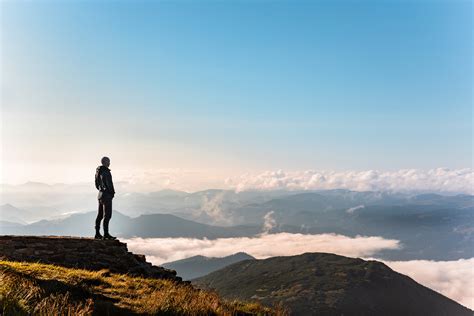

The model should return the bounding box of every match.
[1,0,472,187]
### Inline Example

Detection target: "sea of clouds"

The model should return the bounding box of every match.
[225,168,473,194]
[381,258,474,310]
[20,167,467,193]
[3,168,472,197]
[123,233,474,309]
[122,233,401,264]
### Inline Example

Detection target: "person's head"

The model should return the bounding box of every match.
[101,156,110,168]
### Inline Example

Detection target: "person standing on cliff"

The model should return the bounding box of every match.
[94,156,116,240]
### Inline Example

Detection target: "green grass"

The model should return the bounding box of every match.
[0,260,287,315]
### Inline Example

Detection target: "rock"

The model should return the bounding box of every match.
[0,235,181,282]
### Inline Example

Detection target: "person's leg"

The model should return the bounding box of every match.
[103,199,115,239]
[95,200,104,238]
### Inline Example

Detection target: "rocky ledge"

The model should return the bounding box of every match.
[0,235,183,282]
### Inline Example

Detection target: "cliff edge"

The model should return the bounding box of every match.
[0,235,182,282]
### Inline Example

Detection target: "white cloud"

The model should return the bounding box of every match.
[380,258,474,310]
[346,205,365,214]
[262,211,276,234]
[122,233,400,265]
[195,191,230,225]
[115,168,228,192]
[225,168,473,194]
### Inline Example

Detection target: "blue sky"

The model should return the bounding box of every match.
[1,0,472,185]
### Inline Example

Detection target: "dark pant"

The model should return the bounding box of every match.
[96,199,112,234]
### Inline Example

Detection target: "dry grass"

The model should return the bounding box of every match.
[0,260,287,315]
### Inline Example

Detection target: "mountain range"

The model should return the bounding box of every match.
[162,252,255,280]
[0,211,262,239]
[1,188,473,260]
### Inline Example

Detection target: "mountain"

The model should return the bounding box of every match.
[233,193,474,260]
[0,203,32,224]
[193,252,472,316]
[3,183,472,226]
[162,252,255,280]
[2,189,473,260]
[1,261,276,315]
[0,211,263,238]
[0,183,294,222]
[235,191,474,225]
[3,200,473,260]
[0,220,24,228]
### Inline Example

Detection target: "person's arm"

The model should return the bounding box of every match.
[99,173,108,192]
[108,172,115,196]
[102,170,115,196]
[95,169,101,190]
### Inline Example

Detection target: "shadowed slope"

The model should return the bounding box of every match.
[193,252,472,316]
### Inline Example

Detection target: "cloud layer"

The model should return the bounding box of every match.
[226,168,473,194]
[123,232,400,265]
[381,258,474,310]
[4,167,472,194]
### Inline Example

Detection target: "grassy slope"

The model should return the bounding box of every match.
[0,260,286,316]
[193,253,473,315]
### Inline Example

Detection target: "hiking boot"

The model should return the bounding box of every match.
[103,233,116,240]
[94,232,103,239]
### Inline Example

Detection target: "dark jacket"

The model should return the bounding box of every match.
[95,166,115,200]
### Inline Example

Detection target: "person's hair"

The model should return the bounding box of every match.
[101,156,110,165]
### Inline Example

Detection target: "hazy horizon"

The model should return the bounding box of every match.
[1,167,473,195]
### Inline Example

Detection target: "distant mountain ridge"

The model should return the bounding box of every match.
[5,183,471,221]
[0,204,32,224]
[193,252,473,315]
[0,211,264,239]
[2,190,473,260]
[162,252,255,280]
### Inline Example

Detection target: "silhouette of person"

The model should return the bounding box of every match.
[94,156,116,240]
